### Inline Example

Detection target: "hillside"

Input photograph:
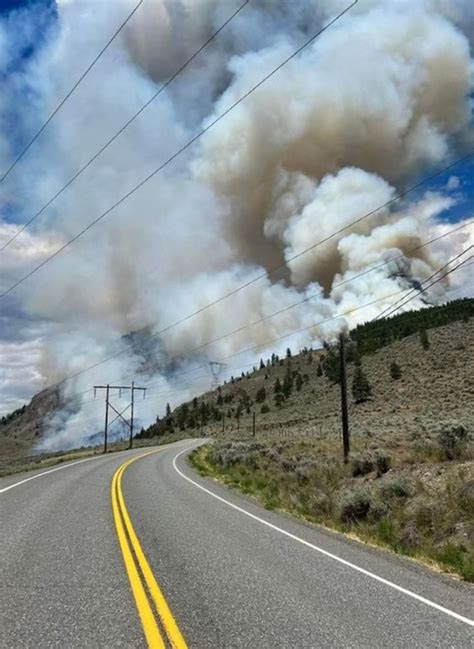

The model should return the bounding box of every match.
[139,298,474,442]
[2,298,473,460]
[138,300,474,580]
[0,388,60,466]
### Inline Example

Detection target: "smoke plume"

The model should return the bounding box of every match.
[0,0,472,448]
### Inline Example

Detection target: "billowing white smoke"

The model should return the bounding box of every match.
[1,0,473,448]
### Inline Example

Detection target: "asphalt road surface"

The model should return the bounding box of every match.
[1,439,473,648]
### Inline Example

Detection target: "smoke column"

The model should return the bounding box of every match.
[0,0,472,449]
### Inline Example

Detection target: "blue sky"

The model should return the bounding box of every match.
[0,0,54,14]
[1,0,472,231]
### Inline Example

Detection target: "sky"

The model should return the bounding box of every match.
[0,0,472,448]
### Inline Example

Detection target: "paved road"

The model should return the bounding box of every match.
[1,439,473,648]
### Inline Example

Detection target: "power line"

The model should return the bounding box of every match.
[10,220,472,406]
[32,260,473,436]
[375,245,473,321]
[71,254,472,407]
[375,252,473,321]
[0,0,250,251]
[214,253,472,363]
[0,1,357,294]
[0,0,144,186]
[103,227,474,386]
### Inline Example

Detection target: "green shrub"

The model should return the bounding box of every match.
[380,477,413,499]
[435,544,474,582]
[261,403,270,414]
[339,490,372,523]
[438,424,470,460]
[389,361,402,380]
[375,453,392,476]
[351,455,374,476]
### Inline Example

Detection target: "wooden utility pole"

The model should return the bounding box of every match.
[339,333,350,463]
[129,381,147,449]
[94,383,146,453]
[104,384,110,454]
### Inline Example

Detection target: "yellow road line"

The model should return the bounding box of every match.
[112,450,188,649]
[111,459,165,648]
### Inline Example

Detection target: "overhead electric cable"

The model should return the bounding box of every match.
[0,0,357,292]
[0,0,250,251]
[0,0,144,185]
[375,252,473,321]
[11,220,471,406]
[375,245,473,320]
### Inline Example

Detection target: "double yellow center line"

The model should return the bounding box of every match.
[111,450,188,648]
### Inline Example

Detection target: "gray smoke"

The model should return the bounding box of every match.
[0,0,472,448]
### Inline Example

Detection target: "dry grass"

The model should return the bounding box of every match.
[196,319,474,442]
[190,437,474,582]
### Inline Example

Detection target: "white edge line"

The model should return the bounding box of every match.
[173,446,474,628]
[0,454,104,493]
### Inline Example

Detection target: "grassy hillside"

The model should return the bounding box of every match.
[139,299,474,442]
[139,298,474,581]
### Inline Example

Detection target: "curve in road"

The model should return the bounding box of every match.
[1,439,473,648]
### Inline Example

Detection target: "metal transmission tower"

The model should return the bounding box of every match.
[93,381,146,453]
[209,361,227,389]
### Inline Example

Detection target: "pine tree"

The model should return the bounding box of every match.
[286,347,292,358]
[420,329,430,350]
[274,377,282,394]
[390,361,402,380]
[255,387,267,403]
[260,358,265,370]
[323,348,341,384]
[166,402,171,417]
[274,392,284,407]
[316,363,323,377]
[295,373,304,392]
[282,367,293,398]
[352,366,372,403]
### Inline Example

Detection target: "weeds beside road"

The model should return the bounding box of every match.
[190,433,474,582]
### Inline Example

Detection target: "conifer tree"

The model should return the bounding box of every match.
[390,361,402,380]
[274,392,284,407]
[420,329,430,350]
[282,367,293,398]
[352,366,372,403]
[295,373,304,392]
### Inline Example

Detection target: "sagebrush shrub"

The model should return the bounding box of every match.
[351,455,374,477]
[438,424,470,460]
[339,490,372,523]
[375,453,392,476]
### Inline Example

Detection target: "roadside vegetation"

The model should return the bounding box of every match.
[189,430,474,582]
